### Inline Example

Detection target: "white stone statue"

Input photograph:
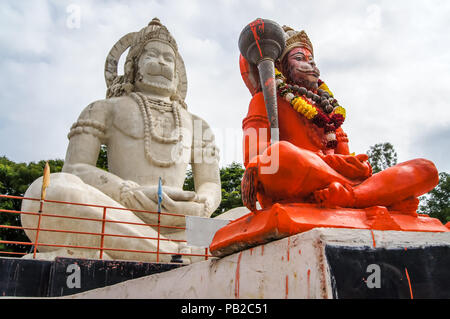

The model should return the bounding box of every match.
[21,18,221,263]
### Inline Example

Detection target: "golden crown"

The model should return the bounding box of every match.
[280,26,314,61]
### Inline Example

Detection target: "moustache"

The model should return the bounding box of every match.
[295,66,321,78]
[146,62,174,81]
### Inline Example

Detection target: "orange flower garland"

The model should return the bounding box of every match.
[275,69,346,149]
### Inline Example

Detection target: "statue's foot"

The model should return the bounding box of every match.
[314,182,355,207]
[387,197,419,215]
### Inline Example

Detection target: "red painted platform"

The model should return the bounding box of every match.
[209,203,449,257]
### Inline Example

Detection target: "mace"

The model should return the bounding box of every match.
[238,18,286,144]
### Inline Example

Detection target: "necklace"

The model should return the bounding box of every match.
[130,92,183,167]
[275,69,346,149]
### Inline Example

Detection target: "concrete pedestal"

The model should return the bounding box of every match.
[65,228,450,299]
[0,257,183,297]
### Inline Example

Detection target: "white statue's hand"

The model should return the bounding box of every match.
[160,195,207,217]
[119,181,158,211]
[134,185,198,202]
[136,185,211,216]
[120,181,212,218]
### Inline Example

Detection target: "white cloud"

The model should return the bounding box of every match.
[0,0,449,173]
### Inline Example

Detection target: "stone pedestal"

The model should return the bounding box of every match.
[0,257,183,297]
[64,228,450,299]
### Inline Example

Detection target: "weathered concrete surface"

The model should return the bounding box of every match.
[64,228,450,299]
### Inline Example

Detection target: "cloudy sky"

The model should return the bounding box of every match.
[1,0,449,173]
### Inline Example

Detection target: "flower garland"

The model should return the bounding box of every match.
[130,92,183,167]
[275,69,346,149]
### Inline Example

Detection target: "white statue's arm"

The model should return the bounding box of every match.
[62,100,146,206]
[192,161,221,217]
[190,115,222,217]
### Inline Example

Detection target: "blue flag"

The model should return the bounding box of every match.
[157,177,163,213]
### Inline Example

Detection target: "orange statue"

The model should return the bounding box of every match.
[210,22,448,257]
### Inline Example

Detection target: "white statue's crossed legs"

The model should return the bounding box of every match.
[20,173,180,263]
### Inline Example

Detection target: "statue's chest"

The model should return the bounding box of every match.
[112,103,179,140]
[278,101,327,152]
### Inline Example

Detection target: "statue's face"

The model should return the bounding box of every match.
[136,40,178,96]
[284,47,320,90]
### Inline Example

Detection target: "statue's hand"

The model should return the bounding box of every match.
[134,185,198,202]
[119,181,159,212]
[322,153,372,180]
[133,185,210,216]
[161,197,207,218]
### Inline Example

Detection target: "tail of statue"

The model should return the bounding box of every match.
[241,164,259,212]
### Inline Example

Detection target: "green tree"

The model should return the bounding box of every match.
[184,162,245,218]
[419,172,450,224]
[96,144,108,171]
[0,157,64,254]
[367,142,398,174]
[0,149,109,256]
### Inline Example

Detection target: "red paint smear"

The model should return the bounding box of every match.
[249,19,265,58]
[370,229,376,248]
[299,249,301,255]
[264,77,275,97]
[285,275,289,299]
[234,252,243,299]
[405,267,414,299]
[287,237,290,261]
[261,245,264,256]
[307,269,311,299]
[264,77,274,88]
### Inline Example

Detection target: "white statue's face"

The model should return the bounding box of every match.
[135,40,178,97]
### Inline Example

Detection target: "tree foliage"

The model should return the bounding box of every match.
[367,142,398,174]
[0,147,109,255]
[419,172,450,224]
[184,162,245,218]
[96,144,108,171]
[0,157,64,254]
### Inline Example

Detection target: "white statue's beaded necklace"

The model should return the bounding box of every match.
[131,92,183,167]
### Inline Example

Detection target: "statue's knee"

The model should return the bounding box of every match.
[23,173,83,203]
[409,158,438,178]
[273,141,295,156]
[417,158,439,186]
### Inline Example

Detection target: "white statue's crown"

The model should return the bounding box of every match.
[104,18,188,101]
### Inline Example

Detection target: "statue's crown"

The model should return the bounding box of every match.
[280,26,314,61]
[133,17,179,53]
[104,18,188,101]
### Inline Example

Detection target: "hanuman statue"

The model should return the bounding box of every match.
[240,25,438,213]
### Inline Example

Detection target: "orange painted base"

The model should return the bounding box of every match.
[209,203,449,257]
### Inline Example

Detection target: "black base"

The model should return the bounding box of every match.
[325,245,450,299]
[0,257,184,297]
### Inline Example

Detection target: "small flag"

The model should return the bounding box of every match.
[157,177,163,213]
[41,161,50,201]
